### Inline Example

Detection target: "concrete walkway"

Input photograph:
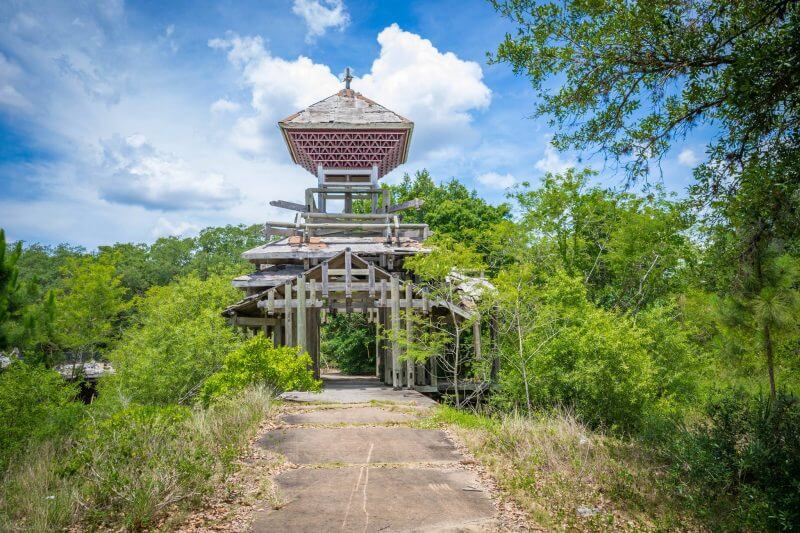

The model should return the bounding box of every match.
[255,375,497,532]
[280,373,438,406]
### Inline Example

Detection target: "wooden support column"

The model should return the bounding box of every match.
[382,308,392,385]
[473,314,482,360]
[390,275,401,389]
[273,322,284,346]
[307,308,320,379]
[375,315,381,378]
[284,283,293,346]
[405,283,414,389]
[297,276,307,353]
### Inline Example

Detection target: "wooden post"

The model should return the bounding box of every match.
[405,283,414,389]
[307,308,320,379]
[382,308,392,385]
[375,316,381,378]
[284,283,293,346]
[297,276,307,353]
[473,314,482,360]
[390,275,401,389]
[273,322,284,346]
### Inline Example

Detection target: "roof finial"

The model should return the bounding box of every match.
[343,67,353,90]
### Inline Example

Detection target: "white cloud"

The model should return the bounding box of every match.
[535,142,575,175]
[477,172,516,189]
[152,217,200,238]
[98,134,241,210]
[209,24,490,163]
[292,0,349,41]
[210,98,240,113]
[678,148,699,167]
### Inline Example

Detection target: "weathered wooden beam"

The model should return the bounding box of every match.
[284,282,293,346]
[231,316,280,327]
[297,276,307,353]
[386,198,424,213]
[267,289,275,315]
[405,283,414,389]
[321,261,329,297]
[390,275,401,389]
[368,263,376,297]
[270,200,308,212]
[473,314,482,361]
[344,249,352,300]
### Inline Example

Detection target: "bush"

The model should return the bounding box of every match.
[321,313,375,374]
[494,272,657,432]
[666,389,800,530]
[0,361,84,472]
[108,274,242,405]
[200,336,321,404]
[0,386,273,531]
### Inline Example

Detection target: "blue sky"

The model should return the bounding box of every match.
[0,0,706,248]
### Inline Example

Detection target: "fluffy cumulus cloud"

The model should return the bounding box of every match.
[210,98,240,113]
[152,217,201,238]
[292,0,349,41]
[535,142,576,175]
[678,148,699,167]
[477,172,516,189]
[209,24,491,163]
[98,134,241,210]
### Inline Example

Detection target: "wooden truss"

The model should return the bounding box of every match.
[224,249,478,390]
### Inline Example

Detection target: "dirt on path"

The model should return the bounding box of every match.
[179,375,514,532]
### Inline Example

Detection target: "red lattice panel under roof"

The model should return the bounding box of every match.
[285,129,410,178]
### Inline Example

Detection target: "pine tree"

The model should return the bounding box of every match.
[0,229,25,350]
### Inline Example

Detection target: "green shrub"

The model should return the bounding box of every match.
[665,389,800,530]
[321,313,375,374]
[0,386,273,531]
[493,272,657,432]
[0,361,84,472]
[108,273,242,405]
[200,336,321,404]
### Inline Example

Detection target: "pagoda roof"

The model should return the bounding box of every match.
[278,89,414,178]
[279,89,413,130]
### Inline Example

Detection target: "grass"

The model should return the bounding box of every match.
[0,386,274,531]
[428,405,698,532]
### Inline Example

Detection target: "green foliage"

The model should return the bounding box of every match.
[0,361,84,472]
[491,0,800,183]
[200,336,320,404]
[0,386,272,531]
[189,224,263,279]
[0,229,35,350]
[511,169,695,311]
[492,270,660,431]
[664,389,800,530]
[53,255,129,359]
[321,313,375,374]
[108,274,242,405]
[386,170,511,267]
[405,234,486,282]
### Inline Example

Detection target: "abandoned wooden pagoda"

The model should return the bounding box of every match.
[223,74,495,392]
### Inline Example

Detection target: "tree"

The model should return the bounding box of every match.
[404,236,486,406]
[188,224,262,278]
[718,253,800,400]
[53,255,129,360]
[490,0,799,186]
[107,274,242,405]
[0,229,25,350]
[511,169,695,310]
[386,170,512,269]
